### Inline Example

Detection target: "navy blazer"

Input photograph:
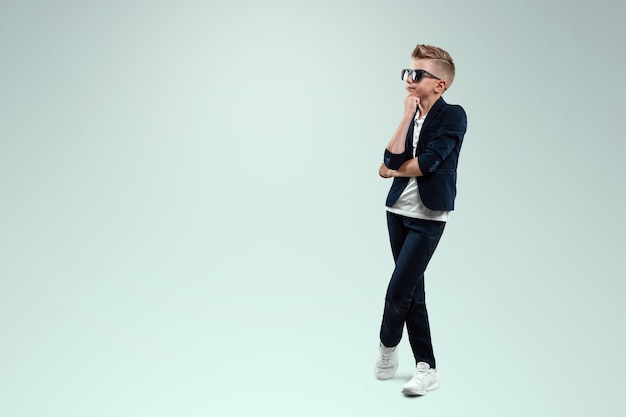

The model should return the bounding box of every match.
[384,97,467,211]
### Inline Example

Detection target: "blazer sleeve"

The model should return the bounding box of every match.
[417,105,467,175]
[383,148,409,170]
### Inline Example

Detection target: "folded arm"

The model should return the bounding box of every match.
[379,158,422,178]
[379,105,466,179]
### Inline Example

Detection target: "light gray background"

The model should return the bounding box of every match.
[1,0,624,416]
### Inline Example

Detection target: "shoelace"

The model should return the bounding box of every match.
[410,369,430,382]
[379,350,394,365]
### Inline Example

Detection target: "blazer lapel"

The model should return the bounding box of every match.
[420,97,446,137]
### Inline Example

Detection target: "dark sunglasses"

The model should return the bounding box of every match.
[401,69,441,82]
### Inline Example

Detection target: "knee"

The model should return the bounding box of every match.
[384,293,411,314]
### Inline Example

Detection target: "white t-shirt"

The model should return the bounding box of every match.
[386,113,450,222]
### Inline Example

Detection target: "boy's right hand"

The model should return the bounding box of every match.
[404,95,419,116]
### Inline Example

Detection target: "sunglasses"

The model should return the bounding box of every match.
[401,69,441,82]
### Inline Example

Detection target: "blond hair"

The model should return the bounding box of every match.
[412,44,456,89]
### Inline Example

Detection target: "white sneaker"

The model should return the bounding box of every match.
[374,343,398,380]
[402,362,439,396]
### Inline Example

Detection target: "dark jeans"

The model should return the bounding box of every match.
[379,211,445,368]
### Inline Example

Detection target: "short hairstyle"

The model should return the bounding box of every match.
[411,44,456,90]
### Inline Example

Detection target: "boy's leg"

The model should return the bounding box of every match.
[374,212,407,380]
[379,216,444,349]
[379,212,410,348]
[406,274,436,368]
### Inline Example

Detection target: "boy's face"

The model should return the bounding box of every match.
[405,58,445,98]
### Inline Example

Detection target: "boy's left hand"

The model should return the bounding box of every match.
[379,163,394,178]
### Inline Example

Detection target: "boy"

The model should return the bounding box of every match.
[375,44,467,396]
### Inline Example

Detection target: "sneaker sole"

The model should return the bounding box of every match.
[401,381,439,396]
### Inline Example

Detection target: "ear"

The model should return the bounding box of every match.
[434,79,447,93]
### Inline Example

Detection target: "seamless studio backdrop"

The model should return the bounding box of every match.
[1,1,624,416]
